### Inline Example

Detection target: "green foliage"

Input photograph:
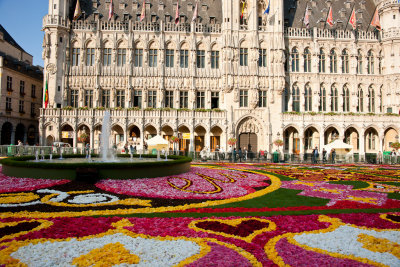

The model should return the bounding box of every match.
[0,154,192,170]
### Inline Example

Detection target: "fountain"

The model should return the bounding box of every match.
[1,111,191,180]
[101,111,113,161]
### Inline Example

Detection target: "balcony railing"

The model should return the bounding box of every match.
[285,27,381,41]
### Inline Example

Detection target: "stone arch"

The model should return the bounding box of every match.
[344,126,360,152]
[179,41,189,50]
[60,123,74,146]
[46,135,55,146]
[283,126,300,154]
[194,125,207,152]
[102,39,113,48]
[283,124,300,133]
[365,127,379,153]
[84,38,95,48]
[148,40,159,49]
[304,125,320,152]
[383,127,399,151]
[239,39,248,48]
[111,124,125,148]
[128,124,141,145]
[177,124,190,152]
[165,40,175,49]
[134,40,145,49]
[116,38,127,48]
[27,124,37,145]
[15,123,26,145]
[324,125,340,144]
[236,116,263,153]
[60,122,75,131]
[1,122,13,145]
[210,41,219,50]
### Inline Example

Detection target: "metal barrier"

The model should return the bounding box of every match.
[1,146,398,165]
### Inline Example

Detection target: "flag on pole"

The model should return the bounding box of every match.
[175,0,180,24]
[192,2,198,22]
[349,8,357,30]
[241,2,245,20]
[326,6,334,27]
[73,0,82,20]
[108,0,114,21]
[370,8,381,31]
[44,78,49,109]
[264,0,270,15]
[140,0,146,22]
[303,6,310,29]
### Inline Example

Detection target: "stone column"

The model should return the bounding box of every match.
[359,132,365,162]
[299,134,304,162]
[319,131,325,161]
[90,127,94,152]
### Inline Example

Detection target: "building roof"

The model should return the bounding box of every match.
[0,52,43,80]
[0,24,27,53]
[284,0,377,31]
[73,0,222,24]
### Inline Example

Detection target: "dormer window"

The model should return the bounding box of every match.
[210,17,216,24]
[165,14,171,22]
[123,13,130,21]
[151,15,157,22]
[179,15,186,24]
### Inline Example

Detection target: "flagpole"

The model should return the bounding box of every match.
[366,6,377,32]
[324,6,330,29]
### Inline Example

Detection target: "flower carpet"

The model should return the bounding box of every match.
[0,163,399,266]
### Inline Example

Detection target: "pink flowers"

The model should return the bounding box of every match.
[96,167,270,199]
[0,167,69,193]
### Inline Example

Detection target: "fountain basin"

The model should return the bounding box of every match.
[1,154,192,181]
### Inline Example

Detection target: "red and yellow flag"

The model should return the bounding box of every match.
[326,6,334,27]
[371,9,381,31]
[349,8,357,30]
[44,78,49,109]
[241,2,245,20]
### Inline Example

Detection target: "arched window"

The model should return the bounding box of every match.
[292,84,300,112]
[319,48,326,73]
[357,85,364,112]
[343,85,350,112]
[319,84,326,112]
[291,47,299,72]
[330,49,337,73]
[304,84,312,111]
[368,85,375,113]
[357,50,363,74]
[378,51,382,75]
[284,86,290,112]
[331,84,338,112]
[341,49,349,74]
[367,50,374,75]
[304,48,311,72]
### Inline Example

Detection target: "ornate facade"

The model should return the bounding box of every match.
[41,0,400,159]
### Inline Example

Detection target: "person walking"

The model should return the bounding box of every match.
[313,146,319,164]
[233,147,237,163]
[331,148,336,164]
[238,147,243,162]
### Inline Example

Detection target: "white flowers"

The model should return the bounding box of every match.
[11,233,201,267]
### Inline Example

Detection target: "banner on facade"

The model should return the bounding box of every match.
[182,133,191,140]
[62,131,73,139]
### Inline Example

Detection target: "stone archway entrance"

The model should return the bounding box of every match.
[237,117,260,154]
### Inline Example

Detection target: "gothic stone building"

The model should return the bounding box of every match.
[41,0,400,159]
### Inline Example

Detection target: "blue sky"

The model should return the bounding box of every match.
[0,0,48,67]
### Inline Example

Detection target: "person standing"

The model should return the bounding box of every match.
[331,148,336,164]
[238,147,243,162]
[312,146,319,164]
[233,147,237,162]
